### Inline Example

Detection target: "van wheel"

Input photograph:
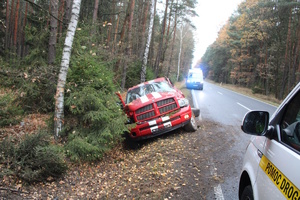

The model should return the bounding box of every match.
[241,185,253,200]
[184,114,197,132]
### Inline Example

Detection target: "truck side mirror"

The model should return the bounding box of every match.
[115,92,126,109]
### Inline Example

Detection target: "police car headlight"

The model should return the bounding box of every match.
[187,80,191,83]
[178,98,189,107]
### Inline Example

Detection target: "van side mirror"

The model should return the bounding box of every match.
[241,111,269,135]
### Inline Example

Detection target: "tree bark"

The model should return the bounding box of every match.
[9,0,15,51]
[112,12,119,54]
[21,2,28,57]
[161,0,173,65]
[92,0,99,24]
[141,0,155,82]
[167,0,178,77]
[54,0,82,138]
[64,0,73,24]
[48,0,59,64]
[115,2,131,73]
[154,0,168,77]
[13,0,20,48]
[139,0,150,59]
[58,0,65,39]
[280,10,292,99]
[121,0,135,89]
[5,0,10,50]
[148,0,157,69]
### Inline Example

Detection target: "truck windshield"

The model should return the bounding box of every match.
[126,81,175,104]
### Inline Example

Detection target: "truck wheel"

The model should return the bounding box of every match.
[241,185,253,200]
[124,133,139,149]
[184,114,197,132]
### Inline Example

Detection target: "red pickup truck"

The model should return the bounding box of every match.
[116,77,199,142]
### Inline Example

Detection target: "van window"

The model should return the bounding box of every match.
[280,91,300,152]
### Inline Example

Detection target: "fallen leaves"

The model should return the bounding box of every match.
[1,118,228,199]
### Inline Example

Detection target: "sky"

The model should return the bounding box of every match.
[192,0,243,67]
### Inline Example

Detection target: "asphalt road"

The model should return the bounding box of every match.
[190,81,277,200]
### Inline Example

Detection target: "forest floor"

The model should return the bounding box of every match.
[1,117,225,200]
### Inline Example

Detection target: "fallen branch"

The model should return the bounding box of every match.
[0,187,30,194]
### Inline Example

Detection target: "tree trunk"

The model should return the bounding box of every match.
[161,0,173,65]
[21,2,28,57]
[48,0,59,64]
[54,0,82,138]
[139,0,150,59]
[121,0,135,89]
[5,0,10,50]
[295,17,300,83]
[154,0,168,77]
[141,0,155,82]
[58,0,65,39]
[112,12,119,54]
[280,10,292,99]
[13,0,20,48]
[106,0,115,48]
[9,0,15,51]
[148,0,157,69]
[115,1,131,73]
[92,0,99,24]
[64,0,73,24]
[167,0,178,77]
[177,25,187,81]
[91,0,99,36]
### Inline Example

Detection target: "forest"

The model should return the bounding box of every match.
[201,0,300,100]
[0,0,197,183]
[1,0,299,184]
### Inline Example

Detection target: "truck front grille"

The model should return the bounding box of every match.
[135,98,179,121]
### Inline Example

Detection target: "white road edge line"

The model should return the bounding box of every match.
[218,91,223,95]
[214,184,225,200]
[208,156,225,200]
[237,102,251,111]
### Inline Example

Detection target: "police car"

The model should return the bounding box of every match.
[239,82,300,200]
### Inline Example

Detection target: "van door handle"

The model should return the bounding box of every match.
[257,149,263,158]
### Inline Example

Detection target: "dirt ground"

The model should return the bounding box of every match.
[0,116,237,200]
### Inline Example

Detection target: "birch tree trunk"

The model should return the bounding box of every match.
[139,0,150,59]
[54,0,81,138]
[141,0,155,82]
[177,24,188,81]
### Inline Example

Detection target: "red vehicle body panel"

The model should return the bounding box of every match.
[119,77,193,141]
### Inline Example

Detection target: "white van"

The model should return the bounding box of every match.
[186,68,204,90]
[239,82,300,200]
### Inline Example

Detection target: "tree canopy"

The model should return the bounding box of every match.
[201,0,300,99]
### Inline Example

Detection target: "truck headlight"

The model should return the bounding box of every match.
[178,98,189,107]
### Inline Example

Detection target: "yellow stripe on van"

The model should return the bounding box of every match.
[259,155,300,200]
